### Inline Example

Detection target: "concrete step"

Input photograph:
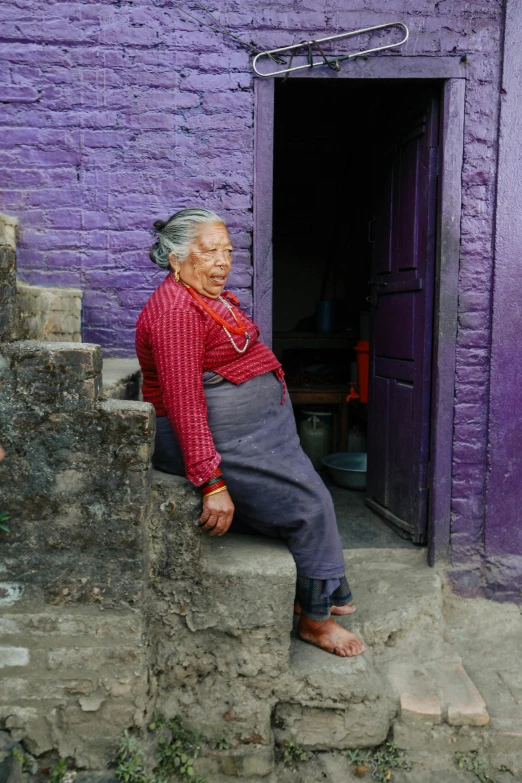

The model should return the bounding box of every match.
[385,585,522,762]
[0,212,18,249]
[341,548,444,651]
[182,539,439,754]
[0,607,144,647]
[441,588,522,757]
[169,531,295,705]
[151,534,296,758]
[101,358,141,400]
[274,635,395,750]
[431,656,489,727]
[192,533,296,635]
[387,653,489,729]
[387,659,443,725]
[185,532,296,678]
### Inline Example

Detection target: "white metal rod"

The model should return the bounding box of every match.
[252,21,409,77]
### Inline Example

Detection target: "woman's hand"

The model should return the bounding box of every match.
[200,489,234,536]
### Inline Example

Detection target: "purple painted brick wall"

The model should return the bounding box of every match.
[0,1,507,580]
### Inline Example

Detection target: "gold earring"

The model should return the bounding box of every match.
[174,265,180,282]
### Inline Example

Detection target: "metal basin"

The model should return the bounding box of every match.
[322,452,367,490]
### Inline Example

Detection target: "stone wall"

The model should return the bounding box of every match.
[1,230,155,773]
[0,214,83,344]
[0,214,18,251]
[16,283,82,343]
[0,243,18,344]
[0,337,155,770]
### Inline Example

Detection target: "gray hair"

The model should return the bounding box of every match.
[149,207,226,269]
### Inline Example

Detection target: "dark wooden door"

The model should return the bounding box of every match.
[366,93,439,543]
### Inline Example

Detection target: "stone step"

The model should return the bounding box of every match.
[178,537,439,755]
[387,653,489,728]
[273,635,395,750]
[0,608,144,645]
[16,281,83,343]
[185,532,296,677]
[387,659,443,725]
[341,548,444,651]
[101,357,141,400]
[441,589,522,758]
[152,533,297,751]
[191,533,296,634]
[431,657,489,727]
[0,212,18,249]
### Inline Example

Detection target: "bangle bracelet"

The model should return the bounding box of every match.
[202,485,228,499]
[201,476,227,497]
[200,468,222,487]
[202,476,223,490]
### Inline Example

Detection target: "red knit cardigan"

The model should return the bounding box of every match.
[135,274,284,485]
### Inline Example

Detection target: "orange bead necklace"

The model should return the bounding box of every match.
[181,281,251,354]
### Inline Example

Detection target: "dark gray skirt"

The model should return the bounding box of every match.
[153,371,346,582]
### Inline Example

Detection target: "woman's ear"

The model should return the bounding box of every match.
[169,254,181,282]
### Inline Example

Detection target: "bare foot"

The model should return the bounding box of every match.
[298,615,366,658]
[294,600,356,617]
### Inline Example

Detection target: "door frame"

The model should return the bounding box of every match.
[253,57,466,564]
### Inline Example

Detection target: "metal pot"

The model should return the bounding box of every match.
[322,452,367,490]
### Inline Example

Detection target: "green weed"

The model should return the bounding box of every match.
[347,741,412,782]
[210,735,230,751]
[48,758,77,783]
[114,715,206,783]
[281,737,309,766]
[0,510,10,532]
[455,750,509,783]
[115,731,151,783]
[154,716,205,782]
[11,747,25,765]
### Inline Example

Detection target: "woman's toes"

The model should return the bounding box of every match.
[298,617,365,658]
[331,603,357,616]
[296,602,356,617]
[342,638,365,657]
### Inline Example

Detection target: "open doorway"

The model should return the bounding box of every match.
[271,79,441,549]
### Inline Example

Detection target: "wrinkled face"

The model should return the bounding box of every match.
[171,222,233,299]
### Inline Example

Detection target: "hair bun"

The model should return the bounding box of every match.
[153,218,167,232]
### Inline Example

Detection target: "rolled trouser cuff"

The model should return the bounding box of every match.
[296,575,353,621]
[330,576,353,606]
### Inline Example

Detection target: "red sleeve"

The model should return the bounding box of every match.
[150,307,221,486]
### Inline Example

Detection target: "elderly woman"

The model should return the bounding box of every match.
[136,208,365,658]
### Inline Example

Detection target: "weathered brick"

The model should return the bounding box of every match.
[47,645,143,671]
[0,647,30,668]
[0,611,143,640]
[0,583,23,608]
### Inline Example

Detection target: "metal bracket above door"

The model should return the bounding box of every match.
[253,22,409,77]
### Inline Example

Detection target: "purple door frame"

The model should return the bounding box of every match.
[253,57,466,564]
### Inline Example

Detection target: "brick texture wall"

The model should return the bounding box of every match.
[0,0,505,570]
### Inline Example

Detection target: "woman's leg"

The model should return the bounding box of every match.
[152,416,185,476]
[153,375,365,658]
[294,575,356,616]
[294,576,365,658]
[203,373,366,657]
